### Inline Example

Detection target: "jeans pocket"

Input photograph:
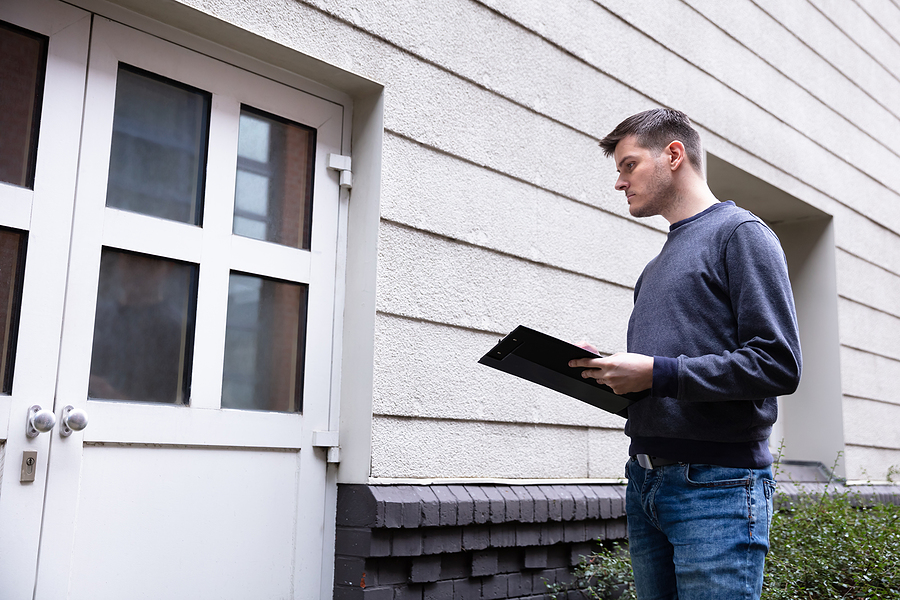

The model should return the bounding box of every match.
[684,463,752,488]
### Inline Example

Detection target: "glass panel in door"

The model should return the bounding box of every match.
[0,227,27,393]
[88,249,198,404]
[106,65,210,225]
[234,106,316,249]
[222,272,308,412]
[0,20,48,188]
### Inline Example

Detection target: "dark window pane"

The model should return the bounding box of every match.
[106,65,210,225]
[221,273,307,412]
[0,21,48,189]
[233,106,315,249]
[0,227,27,394]
[89,249,197,404]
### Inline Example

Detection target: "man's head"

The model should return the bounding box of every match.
[600,109,711,222]
[599,108,703,176]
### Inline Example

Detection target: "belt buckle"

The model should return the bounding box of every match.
[636,454,654,469]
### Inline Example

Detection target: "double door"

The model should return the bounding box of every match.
[0,2,345,597]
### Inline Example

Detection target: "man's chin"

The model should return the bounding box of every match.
[629,204,649,218]
[629,200,664,219]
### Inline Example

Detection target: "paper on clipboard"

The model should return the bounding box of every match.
[478,325,649,417]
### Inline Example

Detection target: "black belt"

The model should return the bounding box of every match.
[633,454,680,469]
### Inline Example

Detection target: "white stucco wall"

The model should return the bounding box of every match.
[164,0,899,480]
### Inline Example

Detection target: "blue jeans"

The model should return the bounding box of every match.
[625,458,776,600]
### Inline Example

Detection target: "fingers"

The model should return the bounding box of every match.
[569,357,610,387]
[573,364,611,390]
[568,357,607,369]
[579,368,604,381]
[569,351,626,369]
[568,353,636,393]
[575,341,600,354]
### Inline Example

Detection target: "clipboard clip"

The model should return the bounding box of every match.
[487,332,526,361]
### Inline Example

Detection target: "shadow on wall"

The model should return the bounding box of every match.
[706,154,845,477]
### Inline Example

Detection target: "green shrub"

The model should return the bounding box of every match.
[545,541,636,600]
[764,486,900,599]
[548,465,900,599]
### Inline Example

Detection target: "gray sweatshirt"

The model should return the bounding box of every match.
[626,201,802,468]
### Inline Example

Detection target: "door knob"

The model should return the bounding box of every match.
[60,405,89,437]
[26,405,57,438]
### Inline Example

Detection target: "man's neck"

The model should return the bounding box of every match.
[661,180,719,225]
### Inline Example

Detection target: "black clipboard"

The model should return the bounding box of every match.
[478,325,649,417]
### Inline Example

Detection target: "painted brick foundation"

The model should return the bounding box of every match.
[332,465,900,598]
[333,483,628,599]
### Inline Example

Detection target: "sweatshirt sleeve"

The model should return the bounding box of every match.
[676,221,802,401]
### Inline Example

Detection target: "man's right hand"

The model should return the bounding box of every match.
[569,352,653,395]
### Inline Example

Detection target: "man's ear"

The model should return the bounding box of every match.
[665,140,687,171]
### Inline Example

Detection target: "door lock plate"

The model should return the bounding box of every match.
[20,451,37,483]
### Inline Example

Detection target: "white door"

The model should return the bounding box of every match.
[0,2,91,597]
[0,4,346,598]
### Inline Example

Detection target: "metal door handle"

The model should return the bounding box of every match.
[60,405,89,437]
[26,405,57,438]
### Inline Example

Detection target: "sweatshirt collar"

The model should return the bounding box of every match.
[669,200,734,232]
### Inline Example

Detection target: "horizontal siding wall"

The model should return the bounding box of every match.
[182,0,900,480]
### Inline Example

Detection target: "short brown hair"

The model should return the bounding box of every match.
[599,108,703,174]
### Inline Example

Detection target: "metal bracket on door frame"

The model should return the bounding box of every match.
[312,430,340,464]
[327,154,352,190]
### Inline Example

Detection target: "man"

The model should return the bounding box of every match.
[569,108,801,600]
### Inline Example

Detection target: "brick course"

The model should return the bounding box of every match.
[333,483,627,599]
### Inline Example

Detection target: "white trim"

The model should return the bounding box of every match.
[65,0,355,110]
[367,477,628,486]
[336,91,383,485]
[844,480,900,487]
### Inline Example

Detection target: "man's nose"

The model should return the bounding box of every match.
[615,177,627,191]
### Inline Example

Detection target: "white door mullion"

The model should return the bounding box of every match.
[101,209,204,262]
[53,22,122,409]
[190,94,240,410]
[301,114,342,431]
[83,401,303,447]
[8,5,91,403]
[0,185,33,230]
[36,23,121,598]
[230,236,312,282]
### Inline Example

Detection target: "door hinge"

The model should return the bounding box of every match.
[313,430,341,464]
[327,154,352,190]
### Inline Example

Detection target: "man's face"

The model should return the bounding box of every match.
[612,135,674,218]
